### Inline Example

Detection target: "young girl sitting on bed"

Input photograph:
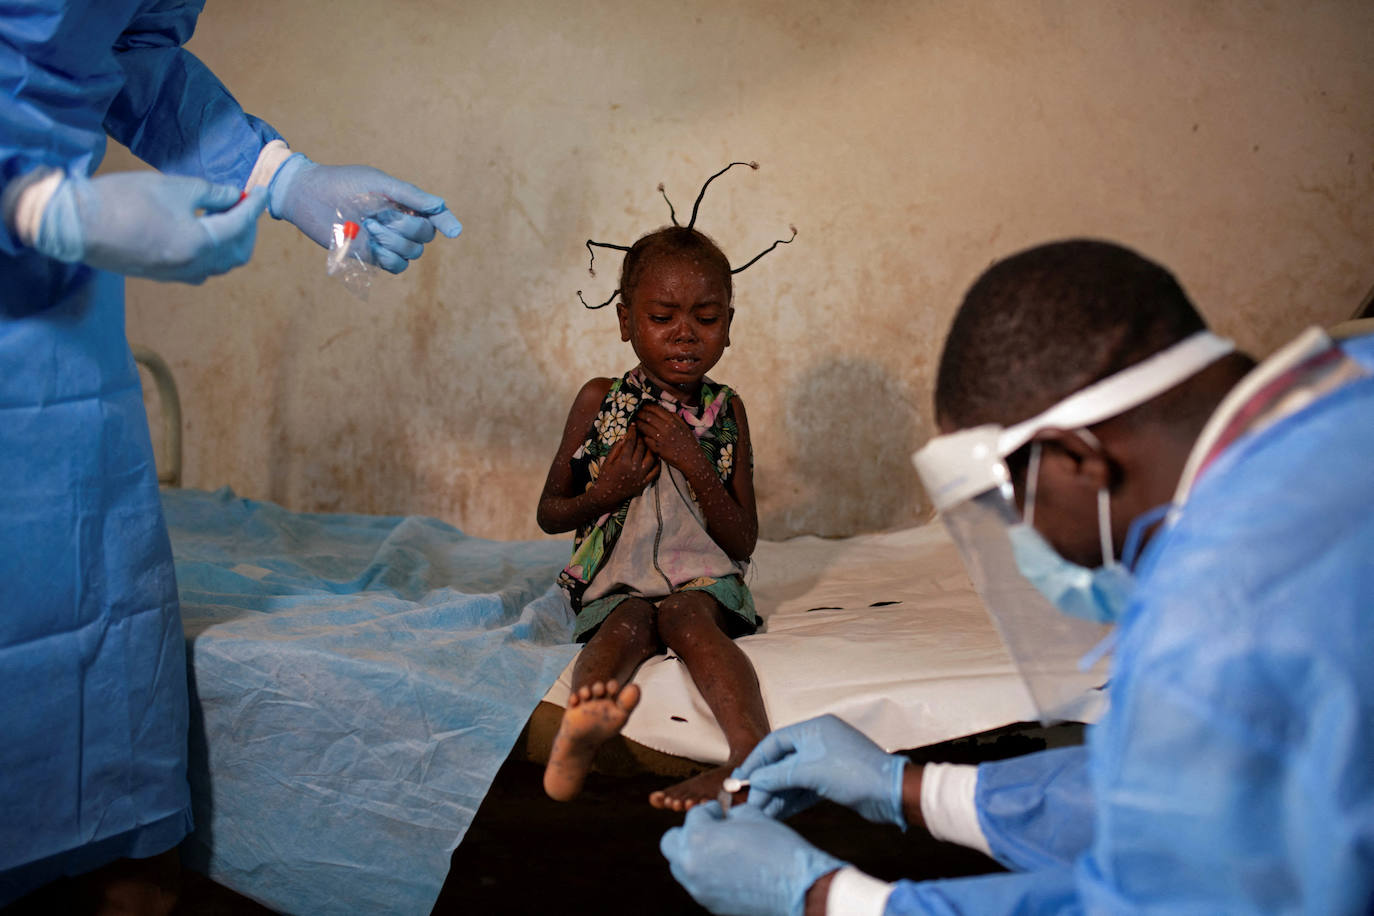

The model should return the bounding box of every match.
[538,192,789,809]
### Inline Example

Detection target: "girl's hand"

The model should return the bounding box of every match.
[636,403,712,477]
[591,426,661,504]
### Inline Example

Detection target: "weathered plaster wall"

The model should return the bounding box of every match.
[120,0,1374,541]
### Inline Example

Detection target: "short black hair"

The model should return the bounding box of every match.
[619,226,733,307]
[934,239,1206,429]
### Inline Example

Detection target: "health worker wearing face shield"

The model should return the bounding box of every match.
[661,239,1374,916]
[0,2,461,909]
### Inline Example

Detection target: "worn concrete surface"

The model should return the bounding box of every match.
[119,0,1374,540]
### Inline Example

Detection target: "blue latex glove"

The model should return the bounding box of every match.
[661,802,845,916]
[737,714,909,827]
[268,153,461,274]
[34,172,267,284]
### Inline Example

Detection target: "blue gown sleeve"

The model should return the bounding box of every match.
[883,867,1079,915]
[102,0,283,188]
[0,7,111,256]
[974,745,1093,871]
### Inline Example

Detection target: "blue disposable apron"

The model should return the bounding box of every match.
[0,260,191,901]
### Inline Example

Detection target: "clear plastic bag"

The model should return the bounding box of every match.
[324,192,428,299]
[325,192,393,300]
[327,217,371,299]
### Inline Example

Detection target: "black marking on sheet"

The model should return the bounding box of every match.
[670,716,688,722]
[665,654,681,662]
[805,606,842,613]
[869,600,902,607]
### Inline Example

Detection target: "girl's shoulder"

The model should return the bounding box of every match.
[572,376,616,407]
[581,376,617,394]
[702,377,745,411]
[580,368,649,400]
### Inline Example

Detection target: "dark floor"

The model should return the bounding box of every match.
[179,871,277,916]
[7,723,1079,915]
[2,856,273,916]
[437,761,996,916]
[435,723,1080,915]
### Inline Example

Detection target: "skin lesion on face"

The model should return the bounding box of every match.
[616,252,734,403]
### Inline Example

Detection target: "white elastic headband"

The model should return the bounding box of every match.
[997,331,1235,457]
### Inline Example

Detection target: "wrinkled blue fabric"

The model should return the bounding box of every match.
[163,488,578,916]
[975,746,1093,871]
[1,3,282,898]
[887,865,1079,915]
[881,333,1374,914]
[0,271,193,903]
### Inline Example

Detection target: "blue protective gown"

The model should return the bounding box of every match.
[0,2,279,901]
[975,745,1094,872]
[886,332,1374,914]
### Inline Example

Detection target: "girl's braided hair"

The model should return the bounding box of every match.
[577,161,796,309]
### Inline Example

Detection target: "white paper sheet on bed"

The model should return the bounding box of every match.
[545,523,1040,762]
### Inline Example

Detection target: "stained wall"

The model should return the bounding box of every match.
[119,0,1374,540]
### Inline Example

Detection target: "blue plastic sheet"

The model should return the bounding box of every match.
[163,488,578,915]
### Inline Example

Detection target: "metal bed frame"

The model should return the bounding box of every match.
[132,345,182,488]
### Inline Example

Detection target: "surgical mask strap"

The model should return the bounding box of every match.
[1121,502,1173,570]
[1072,428,1171,572]
[1023,429,1123,570]
[1097,487,1115,569]
[1023,441,1042,529]
[1072,428,1119,569]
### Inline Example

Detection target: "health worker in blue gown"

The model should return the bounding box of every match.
[0,1,461,906]
[661,240,1374,915]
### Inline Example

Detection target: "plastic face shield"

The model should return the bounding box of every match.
[913,331,1236,723]
[914,426,1111,722]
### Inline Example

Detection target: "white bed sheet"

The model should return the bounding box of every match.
[544,522,1042,761]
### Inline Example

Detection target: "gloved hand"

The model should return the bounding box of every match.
[34,172,267,284]
[660,802,845,916]
[737,714,909,827]
[267,153,461,274]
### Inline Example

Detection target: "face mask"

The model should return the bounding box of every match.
[1008,439,1138,624]
[1007,522,1135,624]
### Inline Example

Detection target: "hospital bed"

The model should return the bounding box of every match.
[132,349,1056,916]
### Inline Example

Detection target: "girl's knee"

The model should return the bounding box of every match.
[657,593,727,648]
[589,598,658,646]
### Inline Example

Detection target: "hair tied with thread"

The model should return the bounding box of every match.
[577,161,795,309]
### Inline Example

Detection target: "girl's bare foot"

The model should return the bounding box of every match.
[649,763,743,812]
[543,679,641,801]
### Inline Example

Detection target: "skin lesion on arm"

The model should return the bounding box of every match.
[537,382,757,565]
[686,396,757,560]
[536,377,619,535]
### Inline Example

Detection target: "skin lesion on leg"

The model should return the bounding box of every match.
[543,678,644,802]
[648,591,769,812]
[543,598,659,802]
